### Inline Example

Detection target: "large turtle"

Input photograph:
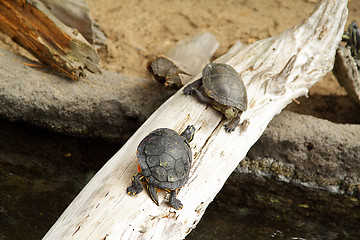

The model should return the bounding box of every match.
[127,125,195,210]
[183,62,248,132]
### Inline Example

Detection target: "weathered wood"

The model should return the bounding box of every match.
[43,0,348,239]
[0,0,101,80]
[40,0,106,47]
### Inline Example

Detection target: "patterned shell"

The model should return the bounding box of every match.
[137,128,192,190]
[202,63,248,111]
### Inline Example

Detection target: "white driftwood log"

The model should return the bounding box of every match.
[43,0,348,239]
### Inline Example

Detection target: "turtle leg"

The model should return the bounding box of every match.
[126,172,144,195]
[146,184,160,206]
[224,115,240,132]
[183,78,202,95]
[191,88,216,105]
[168,190,183,210]
[184,79,216,106]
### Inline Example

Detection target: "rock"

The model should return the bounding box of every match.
[237,110,360,197]
[0,49,175,141]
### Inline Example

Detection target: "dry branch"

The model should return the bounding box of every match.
[43,0,348,239]
[0,0,100,80]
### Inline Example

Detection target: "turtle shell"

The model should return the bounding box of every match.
[137,128,192,190]
[202,63,247,111]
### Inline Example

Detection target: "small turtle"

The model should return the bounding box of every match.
[342,21,360,68]
[183,63,247,132]
[127,125,195,210]
[146,55,190,88]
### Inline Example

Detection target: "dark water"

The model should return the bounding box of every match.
[0,119,120,240]
[187,175,360,240]
[0,119,359,240]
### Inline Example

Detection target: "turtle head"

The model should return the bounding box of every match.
[181,125,196,143]
[224,107,237,120]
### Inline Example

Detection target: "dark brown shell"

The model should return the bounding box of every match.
[202,63,248,111]
[137,128,192,190]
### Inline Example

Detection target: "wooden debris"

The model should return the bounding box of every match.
[43,0,348,239]
[0,0,101,80]
[41,0,106,48]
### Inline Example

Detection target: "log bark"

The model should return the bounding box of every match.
[0,0,101,80]
[43,0,348,239]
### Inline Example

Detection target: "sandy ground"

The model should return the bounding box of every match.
[0,0,359,120]
[86,0,359,96]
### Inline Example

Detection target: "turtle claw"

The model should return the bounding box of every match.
[127,174,144,195]
[224,122,237,132]
[183,86,195,95]
[224,115,240,133]
[127,185,142,195]
[169,191,183,210]
[126,183,143,195]
[183,78,202,96]
[170,199,183,210]
[224,124,235,132]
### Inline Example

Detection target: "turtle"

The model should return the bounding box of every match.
[127,125,195,210]
[183,62,248,132]
[342,21,360,68]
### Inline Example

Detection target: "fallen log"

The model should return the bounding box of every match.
[0,0,101,80]
[43,0,348,239]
